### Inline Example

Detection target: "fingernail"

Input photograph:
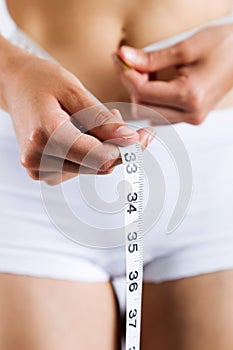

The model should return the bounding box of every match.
[115,125,137,139]
[112,54,132,70]
[121,47,137,63]
[147,128,156,144]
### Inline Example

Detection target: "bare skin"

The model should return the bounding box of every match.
[115,24,233,124]
[2,270,233,350]
[6,0,233,102]
[0,35,154,185]
[142,271,233,350]
[0,274,121,350]
[0,0,233,349]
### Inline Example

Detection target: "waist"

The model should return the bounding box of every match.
[3,0,233,103]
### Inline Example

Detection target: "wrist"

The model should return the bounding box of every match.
[0,35,29,111]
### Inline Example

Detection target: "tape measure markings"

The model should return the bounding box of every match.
[119,142,144,350]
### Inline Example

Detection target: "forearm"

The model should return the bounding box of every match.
[0,34,28,111]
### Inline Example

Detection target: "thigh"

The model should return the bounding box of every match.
[141,270,233,350]
[0,273,121,350]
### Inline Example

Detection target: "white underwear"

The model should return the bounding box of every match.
[0,0,233,307]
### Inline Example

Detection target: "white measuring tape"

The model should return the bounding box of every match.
[119,142,144,350]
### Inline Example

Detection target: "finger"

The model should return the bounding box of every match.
[113,59,148,95]
[104,126,156,170]
[27,169,77,184]
[46,108,157,171]
[28,165,115,184]
[38,104,121,172]
[117,65,192,109]
[114,61,199,111]
[42,172,77,186]
[116,41,198,72]
[137,127,156,150]
[41,166,115,186]
[24,153,89,173]
[138,104,203,125]
[57,83,139,146]
[30,154,114,174]
[45,120,122,172]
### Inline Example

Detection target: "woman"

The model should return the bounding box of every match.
[0,0,233,349]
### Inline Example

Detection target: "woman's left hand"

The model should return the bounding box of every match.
[113,24,233,125]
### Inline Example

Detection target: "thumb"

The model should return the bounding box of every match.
[117,43,194,72]
[58,83,139,146]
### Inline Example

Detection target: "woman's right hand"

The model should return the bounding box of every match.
[1,41,154,185]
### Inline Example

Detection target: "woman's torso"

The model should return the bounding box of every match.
[6,0,233,105]
[0,0,233,275]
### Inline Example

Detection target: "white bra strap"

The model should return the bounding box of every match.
[0,0,16,38]
[144,10,233,52]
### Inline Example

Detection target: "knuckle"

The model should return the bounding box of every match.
[29,127,48,150]
[99,160,112,173]
[146,52,155,68]
[67,84,84,106]
[178,78,204,112]
[177,80,206,125]
[174,41,192,62]
[46,114,67,135]
[27,170,40,181]
[20,151,39,169]
[185,89,204,112]
[93,109,114,128]
[98,149,116,172]
[188,112,205,125]
[52,62,70,79]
